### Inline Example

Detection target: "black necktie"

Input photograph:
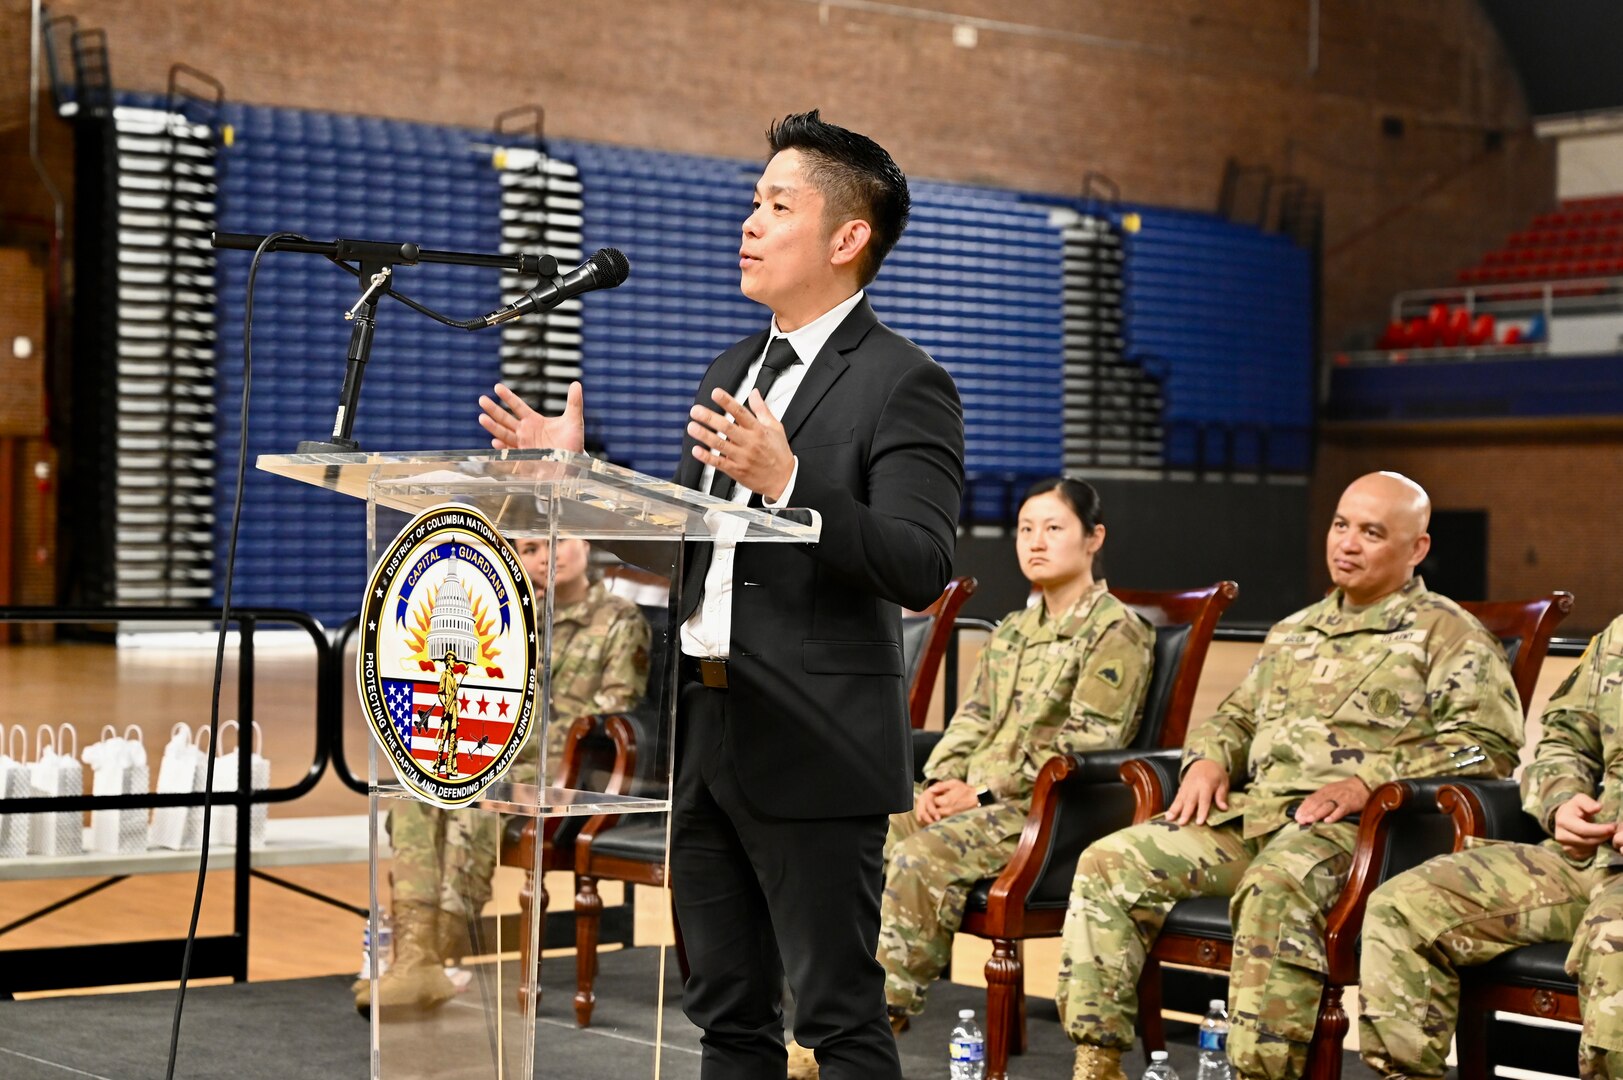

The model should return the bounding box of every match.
[708,337,800,501]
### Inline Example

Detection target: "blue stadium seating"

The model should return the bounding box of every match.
[184,100,1313,622]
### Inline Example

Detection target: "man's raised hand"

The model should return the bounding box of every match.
[686,387,795,502]
[478,381,585,452]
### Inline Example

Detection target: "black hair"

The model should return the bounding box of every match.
[1020,476,1104,532]
[765,109,911,285]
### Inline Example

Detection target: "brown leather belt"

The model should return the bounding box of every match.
[682,654,729,690]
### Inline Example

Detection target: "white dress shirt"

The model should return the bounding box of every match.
[679,290,864,659]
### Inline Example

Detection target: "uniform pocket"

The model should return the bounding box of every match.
[1326,652,1427,728]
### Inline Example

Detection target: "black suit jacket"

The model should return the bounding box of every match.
[672,297,965,819]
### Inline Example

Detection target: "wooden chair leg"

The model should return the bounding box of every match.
[1137,957,1166,1053]
[574,874,601,1027]
[1012,941,1028,1056]
[516,865,545,1011]
[985,937,1021,1080]
[1307,983,1348,1080]
[1455,982,1489,1080]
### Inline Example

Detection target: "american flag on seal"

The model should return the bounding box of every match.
[381,677,522,778]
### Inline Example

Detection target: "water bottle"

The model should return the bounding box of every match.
[1142,1049,1181,1080]
[948,1008,986,1080]
[359,909,393,979]
[1195,999,1232,1080]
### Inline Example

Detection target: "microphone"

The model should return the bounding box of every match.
[472,248,629,328]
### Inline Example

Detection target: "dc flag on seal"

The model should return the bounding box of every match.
[381,678,522,778]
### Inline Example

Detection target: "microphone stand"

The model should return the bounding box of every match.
[212,231,559,453]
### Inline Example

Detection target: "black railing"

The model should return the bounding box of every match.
[0,606,343,996]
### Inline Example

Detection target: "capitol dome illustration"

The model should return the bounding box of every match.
[426,566,479,665]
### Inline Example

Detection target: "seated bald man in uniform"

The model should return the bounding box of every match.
[1055,472,1525,1080]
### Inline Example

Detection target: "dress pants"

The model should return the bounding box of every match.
[670,677,901,1080]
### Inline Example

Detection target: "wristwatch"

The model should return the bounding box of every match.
[976,785,996,807]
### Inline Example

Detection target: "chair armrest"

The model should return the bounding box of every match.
[1437,778,1546,847]
[1323,778,1456,983]
[912,729,944,784]
[1067,747,1177,785]
[980,750,1144,921]
[1118,750,1184,823]
[572,713,640,850]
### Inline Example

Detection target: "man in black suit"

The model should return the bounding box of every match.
[478,110,964,1080]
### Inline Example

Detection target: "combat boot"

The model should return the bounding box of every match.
[1072,1043,1128,1080]
[354,901,456,1017]
[887,1006,911,1036]
[437,908,476,965]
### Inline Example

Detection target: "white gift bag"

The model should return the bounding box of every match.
[28,723,83,857]
[150,722,206,850]
[0,726,33,859]
[207,721,270,847]
[84,725,150,854]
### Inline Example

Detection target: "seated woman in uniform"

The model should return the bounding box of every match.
[877,476,1155,1028]
[356,536,650,1015]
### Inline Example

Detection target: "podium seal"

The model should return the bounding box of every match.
[356,504,539,807]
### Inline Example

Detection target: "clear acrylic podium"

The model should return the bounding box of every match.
[259,448,819,1080]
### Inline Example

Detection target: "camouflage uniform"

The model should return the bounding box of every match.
[390,581,650,916]
[877,580,1153,1016]
[1055,576,1523,1080]
[1360,614,1623,1080]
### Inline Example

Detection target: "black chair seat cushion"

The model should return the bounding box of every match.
[587,816,670,862]
[963,874,1071,915]
[1161,897,1234,940]
[1473,942,1577,992]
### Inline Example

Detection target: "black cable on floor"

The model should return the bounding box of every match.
[163,230,306,1080]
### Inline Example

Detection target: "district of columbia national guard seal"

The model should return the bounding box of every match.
[356,504,539,808]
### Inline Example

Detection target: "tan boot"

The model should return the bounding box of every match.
[1072,1044,1128,1080]
[786,1039,819,1080]
[365,901,456,1018]
[887,1006,911,1036]
[437,908,475,965]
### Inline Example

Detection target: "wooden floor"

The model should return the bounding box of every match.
[0,633,1580,1013]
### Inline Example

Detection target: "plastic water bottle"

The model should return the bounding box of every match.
[1196,999,1232,1080]
[1143,1049,1181,1080]
[359,909,393,979]
[949,1008,986,1080]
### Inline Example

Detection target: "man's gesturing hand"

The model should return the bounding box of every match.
[1167,759,1230,826]
[1294,776,1371,825]
[478,381,585,452]
[687,387,795,502]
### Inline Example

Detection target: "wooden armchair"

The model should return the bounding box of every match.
[498,711,637,1008]
[1459,592,1575,713]
[1120,590,1573,1079]
[1438,778,1579,1079]
[919,579,1237,1080]
[568,576,978,1027]
[902,575,978,728]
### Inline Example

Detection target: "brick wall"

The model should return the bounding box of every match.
[0,247,46,436]
[1,0,1555,348]
[1313,422,1623,635]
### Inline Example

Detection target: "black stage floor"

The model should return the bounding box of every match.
[0,946,1381,1079]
